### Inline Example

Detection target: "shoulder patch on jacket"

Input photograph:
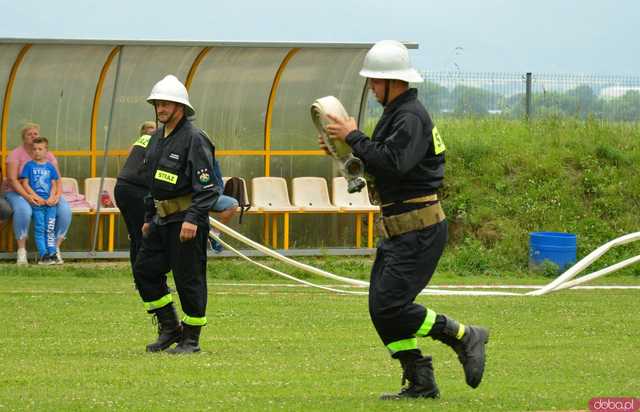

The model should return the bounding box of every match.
[133,134,151,148]
[197,168,211,184]
[432,126,446,155]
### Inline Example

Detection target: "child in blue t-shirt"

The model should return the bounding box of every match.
[19,137,60,264]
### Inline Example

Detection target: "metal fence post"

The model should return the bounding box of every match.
[525,72,532,120]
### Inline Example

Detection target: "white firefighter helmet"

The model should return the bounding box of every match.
[146,74,195,117]
[359,40,424,83]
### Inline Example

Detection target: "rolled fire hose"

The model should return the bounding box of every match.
[311,96,366,193]
[210,217,640,297]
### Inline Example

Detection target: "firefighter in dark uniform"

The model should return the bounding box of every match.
[114,121,156,268]
[133,75,219,354]
[324,40,489,399]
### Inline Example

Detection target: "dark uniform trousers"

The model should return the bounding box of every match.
[133,221,209,318]
[369,220,448,348]
[114,180,146,268]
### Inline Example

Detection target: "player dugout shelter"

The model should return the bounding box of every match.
[0,38,417,258]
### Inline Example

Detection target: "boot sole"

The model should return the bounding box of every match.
[379,389,440,400]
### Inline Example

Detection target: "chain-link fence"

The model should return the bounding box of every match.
[366,72,640,122]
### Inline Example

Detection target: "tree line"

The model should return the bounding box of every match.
[367,82,640,122]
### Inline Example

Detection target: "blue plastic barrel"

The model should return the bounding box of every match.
[529,232,577,272]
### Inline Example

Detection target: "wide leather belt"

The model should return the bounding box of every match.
[154,194,192,218]
[376,202,445,239]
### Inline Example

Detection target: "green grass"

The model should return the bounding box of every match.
[0,260,638,411]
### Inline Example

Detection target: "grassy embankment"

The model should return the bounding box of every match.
[368,117,640,277]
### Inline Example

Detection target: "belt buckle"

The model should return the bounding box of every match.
[154,199,167,217]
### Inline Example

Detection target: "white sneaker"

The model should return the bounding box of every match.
[55,249,64,264]
[17,248,28,266]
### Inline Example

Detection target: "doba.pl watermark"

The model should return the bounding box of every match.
[589,397,639,412]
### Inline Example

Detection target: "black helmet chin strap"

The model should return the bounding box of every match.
[153,101,183,135]
[165,108,177,126]
[382,80,390,106]
[153,102,159,130]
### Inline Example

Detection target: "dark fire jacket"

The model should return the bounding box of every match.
[143,116,220,226]
[346,88,445,211]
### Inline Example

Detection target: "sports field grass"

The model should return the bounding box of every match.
[0,260,638,411]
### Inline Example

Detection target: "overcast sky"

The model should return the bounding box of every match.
[1,0,638,74]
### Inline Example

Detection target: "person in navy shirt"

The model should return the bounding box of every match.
[19,137,60,264]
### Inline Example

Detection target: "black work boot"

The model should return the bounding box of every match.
[380,355,440,400]
[430,316,489,388]
[166,324,201,354]
[146,304,182,353]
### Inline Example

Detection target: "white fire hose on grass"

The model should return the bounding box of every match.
[526,231,640,295]
[209,217,640,297]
